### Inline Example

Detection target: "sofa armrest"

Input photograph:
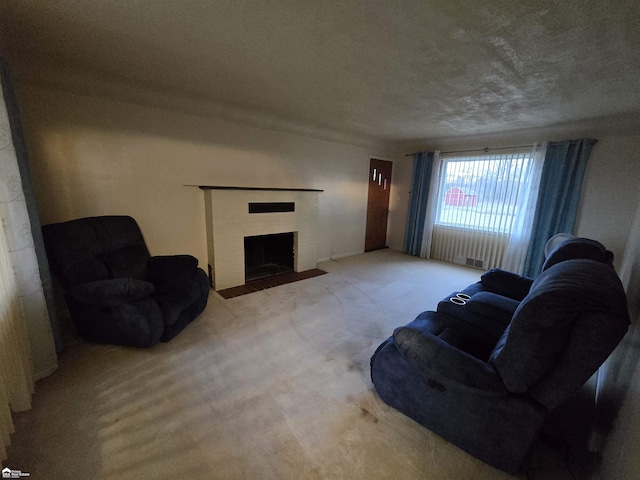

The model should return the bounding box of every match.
[147,255,198,283]
[393,325,507,396]
[480,268,533,301]
[70,278,155,306]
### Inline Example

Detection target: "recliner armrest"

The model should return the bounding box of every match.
[465,292,519,327]
[147,255,198,283]
[69,278,155,306]
[480,268,533,301]
[394,325,507,396]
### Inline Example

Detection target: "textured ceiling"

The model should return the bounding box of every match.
[1,0,640,143]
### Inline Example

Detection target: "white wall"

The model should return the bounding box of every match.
[16,86,399,271]
[575,136,640,262]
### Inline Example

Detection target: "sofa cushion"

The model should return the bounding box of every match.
[393,311,507,395]
[489,259,628,393]
[404,311,498,362]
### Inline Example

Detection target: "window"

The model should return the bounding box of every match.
[434,152,531,234]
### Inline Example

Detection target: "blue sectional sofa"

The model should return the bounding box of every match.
[370,238,629,473]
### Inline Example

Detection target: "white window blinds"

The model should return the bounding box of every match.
[435,152,531,235]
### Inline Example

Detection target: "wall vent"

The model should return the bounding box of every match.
[466,257,484,269]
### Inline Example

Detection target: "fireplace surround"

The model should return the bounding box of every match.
[198,186,322,290]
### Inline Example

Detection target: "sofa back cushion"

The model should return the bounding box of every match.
[43,216,150,288]
[489,259,629,394]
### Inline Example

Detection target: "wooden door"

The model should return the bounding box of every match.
[365,158,393,251]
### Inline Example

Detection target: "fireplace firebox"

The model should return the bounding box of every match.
[244,232,294,281]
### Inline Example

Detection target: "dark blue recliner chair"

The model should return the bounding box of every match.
[370,238,629,473]
[42,215,210,348]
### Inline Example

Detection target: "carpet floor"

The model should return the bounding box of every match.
[5,249,575,479]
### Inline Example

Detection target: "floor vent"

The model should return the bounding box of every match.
[466,257,484,269]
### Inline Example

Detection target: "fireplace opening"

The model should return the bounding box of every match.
[244,232,294,281]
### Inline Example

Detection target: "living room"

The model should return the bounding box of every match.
[1,1,640,479]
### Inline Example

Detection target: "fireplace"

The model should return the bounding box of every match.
[198,186,322,290]
[244,232,294,281]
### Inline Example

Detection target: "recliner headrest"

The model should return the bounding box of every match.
[42,215,150,287]
[542,237,613,272]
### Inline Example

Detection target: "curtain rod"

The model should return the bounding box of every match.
[405,143,536,157]
[405,139,598,157]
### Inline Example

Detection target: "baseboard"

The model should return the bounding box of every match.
[318,250,365,263]
[330,250,364,261]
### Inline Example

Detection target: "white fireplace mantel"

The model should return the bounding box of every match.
[195,186,322,291]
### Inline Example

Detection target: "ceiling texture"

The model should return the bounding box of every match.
[1,0,640,144]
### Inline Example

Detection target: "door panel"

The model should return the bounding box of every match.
[365,158,393,251]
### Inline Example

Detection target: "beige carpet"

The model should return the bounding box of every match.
[5,250,572,479]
